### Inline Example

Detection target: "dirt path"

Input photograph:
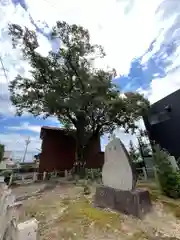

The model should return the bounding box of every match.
[12,182,46,198]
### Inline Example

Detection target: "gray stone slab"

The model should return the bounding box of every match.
[102,137,137,191]
[94,185,152,219]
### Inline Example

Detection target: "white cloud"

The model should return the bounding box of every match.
[6,122,41,133]
[0,133,41,152]
[28,0,161,75]
[114,118,146,148]
[0,0,164,77]
[0,0,177,112]
[0,132,41,161]
[101,130,138,152]
[1,0,180,153]
[101,118,146,151]
[1,122,42,156]
[138,69,180,104]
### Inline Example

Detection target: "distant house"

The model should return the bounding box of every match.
[143,89,180,159]
[0,151,16,170]
[3,151,12,161]
[39,126,104,173]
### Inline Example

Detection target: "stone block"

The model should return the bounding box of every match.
[94,186,152,219]
[94,186,115,209]
[16,218,38,240]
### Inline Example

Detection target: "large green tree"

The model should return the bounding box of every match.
[8,21,149,173]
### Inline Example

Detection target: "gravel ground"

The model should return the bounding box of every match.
[12,182,180,240]
[12,182,47,198]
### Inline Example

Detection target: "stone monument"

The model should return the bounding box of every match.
[94,137,152,219]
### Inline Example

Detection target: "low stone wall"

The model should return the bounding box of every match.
[0,178,38,240]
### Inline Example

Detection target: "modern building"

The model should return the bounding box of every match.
[144,89,180,159]
[39,126,104,173]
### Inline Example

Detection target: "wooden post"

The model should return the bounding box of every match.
[65,170,68,179]
[33,172,37,182]
[9,174,13,186]
[21,175,25,183]
[43,172,47,181]
[0,176,4,183]
[142,167,147,181]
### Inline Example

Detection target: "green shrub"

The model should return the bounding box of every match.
[0,170,13,185]
[83,182,91,195]
[153,145,180,199]
[84,168,101,180]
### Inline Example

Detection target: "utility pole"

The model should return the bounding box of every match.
[0,55,9,101]
[22,137,31,163]
[0,56,8,82]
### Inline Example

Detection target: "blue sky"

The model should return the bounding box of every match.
[1,0,180,160]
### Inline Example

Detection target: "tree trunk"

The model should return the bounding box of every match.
[74,115,86,177]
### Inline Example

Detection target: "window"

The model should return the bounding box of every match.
[148,111,171,125]
[148,114,159,125]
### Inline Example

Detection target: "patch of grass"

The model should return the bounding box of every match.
[137,182,159,191]
[20,182,180,239]
[131,231,149,240]
[159,198,180,218]
[80,202,120,228]
[149,190,161,201]
[57,229,78,240]
[174,207,180,218]
[60,197,121,229]
[138,182,180,219]
[61,197,71,206]
[137,182,162,202]
[20,200,65,222]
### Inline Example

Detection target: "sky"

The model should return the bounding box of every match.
[1,0,180,161]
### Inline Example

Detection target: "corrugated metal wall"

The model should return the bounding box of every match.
[39,129,104,173]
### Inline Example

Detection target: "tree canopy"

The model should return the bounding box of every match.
[8,21,149,169]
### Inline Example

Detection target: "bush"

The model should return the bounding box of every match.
[0,170,13,185]
[153,145,180,199]
[85,168,102,181]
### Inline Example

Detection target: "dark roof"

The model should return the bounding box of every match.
[41,126,76,132]
[40,126,76,139]
[40,126,98,141]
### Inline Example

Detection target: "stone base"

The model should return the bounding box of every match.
[94,186,152,219]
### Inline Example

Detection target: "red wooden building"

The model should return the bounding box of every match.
[39,126,104,173]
